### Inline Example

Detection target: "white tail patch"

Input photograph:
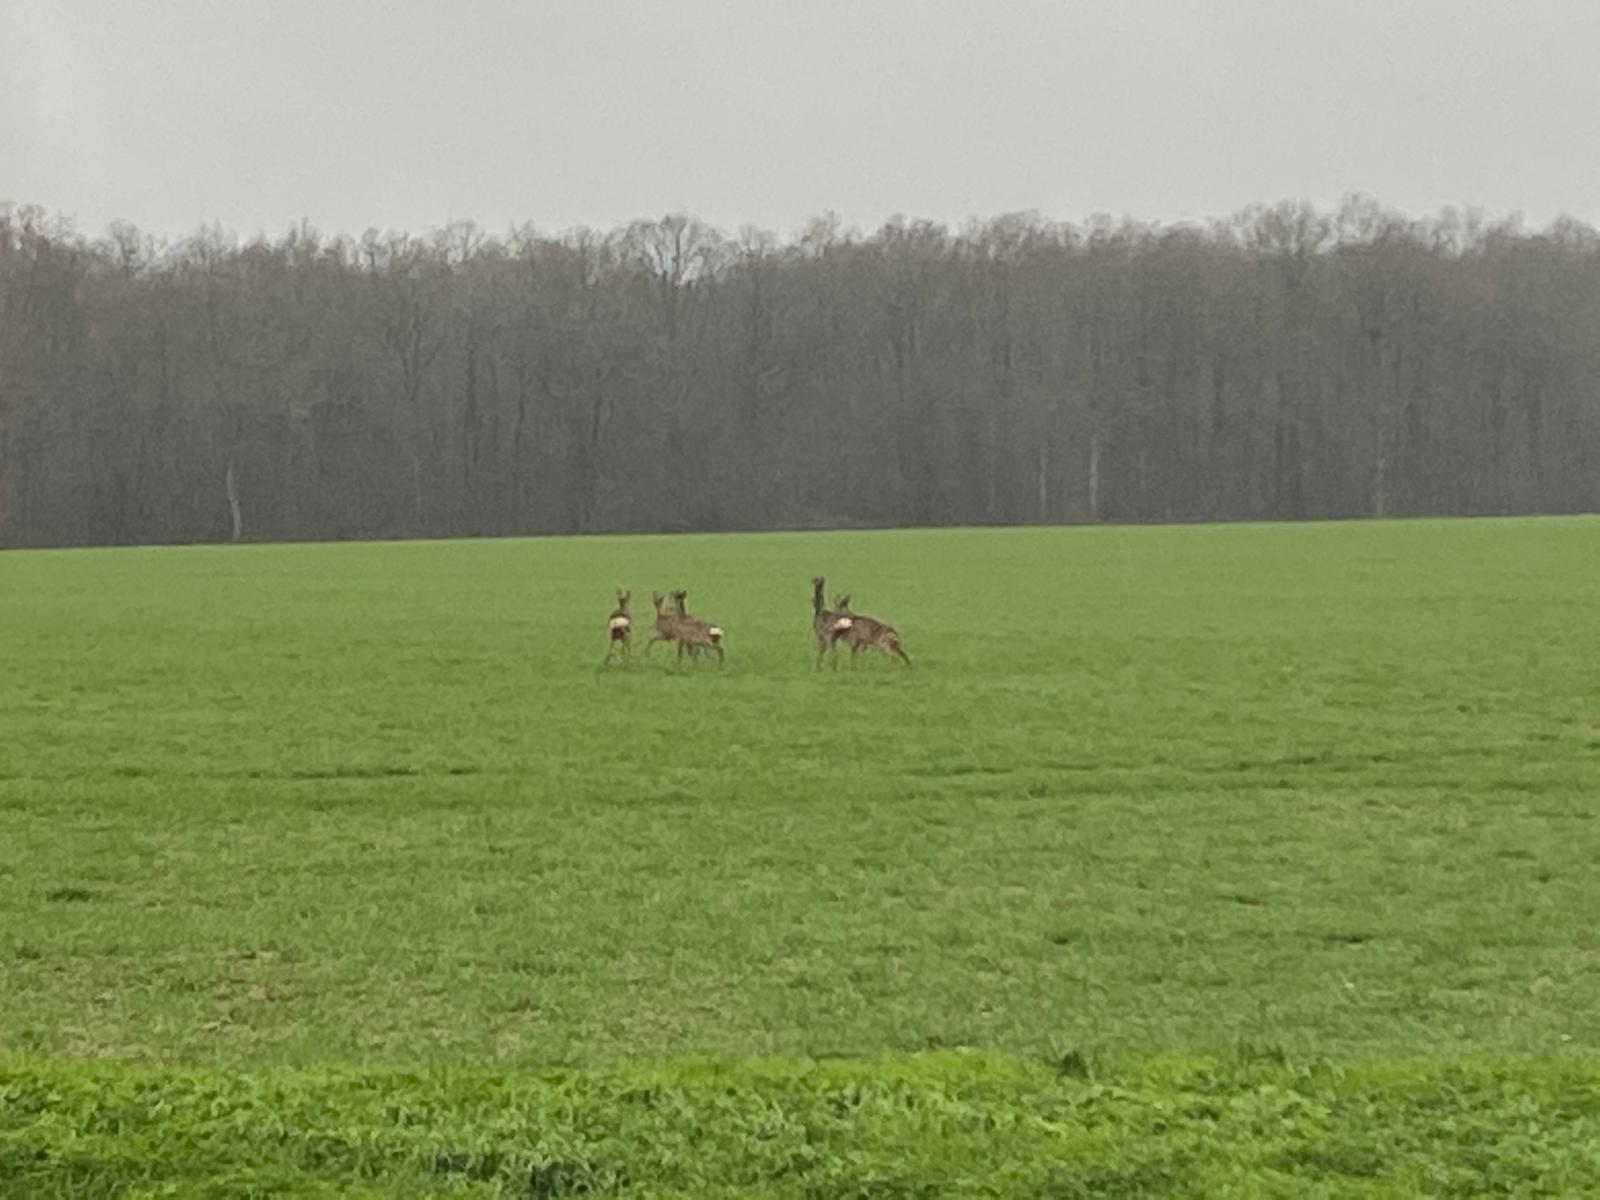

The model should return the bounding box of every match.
[831,617,853,632]
[609,616,631,633]
[708,626,724,642]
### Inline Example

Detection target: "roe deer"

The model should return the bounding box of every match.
[643,589,714,659]
[671,589,725,664]
[830,593,911,667]
[811,576,853,669]
[645,591,680,656]
[603,590,632,665]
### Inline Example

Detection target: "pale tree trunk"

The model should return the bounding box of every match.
[225,459,243,542]
[986,401,999,519]
[1371,417,1387,518]
[410,452,424,534]
[1036,437,1049,523]
[1088,433,1101,520]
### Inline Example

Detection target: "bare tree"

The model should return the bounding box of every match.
[6,199,1600,548]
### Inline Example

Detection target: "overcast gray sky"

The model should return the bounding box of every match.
[5,0,1599,241]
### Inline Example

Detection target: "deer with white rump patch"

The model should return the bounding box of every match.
[830,590,911,667]
[812,576,854,669]
[603,590,632,664]
[671,589,725,664]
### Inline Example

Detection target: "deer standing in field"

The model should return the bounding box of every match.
[671,589,725,664]
[830,592,911,667]
[645,591,681,656]
[812,576,854,669]
[603,590,632,665]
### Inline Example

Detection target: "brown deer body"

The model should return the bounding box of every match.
[811,575,853,669]
[603,590,632,664]
[831,593,911,667]
[644,591,679,655]
[671,589,725,664]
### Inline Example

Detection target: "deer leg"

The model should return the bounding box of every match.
[828,631,846,670]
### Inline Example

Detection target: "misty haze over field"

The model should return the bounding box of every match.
[4,1,1599,547]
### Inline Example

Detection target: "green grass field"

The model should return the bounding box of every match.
[4,518,1600,1194]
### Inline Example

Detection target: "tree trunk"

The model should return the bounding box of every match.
[1088,433,1101,520]
[225,459,243,542]
[1371,413,1387,519]
[1036,435,1049,524]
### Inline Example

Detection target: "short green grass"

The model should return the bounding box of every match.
[4,518,1600,1193]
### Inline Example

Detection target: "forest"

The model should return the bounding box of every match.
[3,196,1598,547]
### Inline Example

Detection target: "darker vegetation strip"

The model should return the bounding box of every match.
[1,1054,1597,1196]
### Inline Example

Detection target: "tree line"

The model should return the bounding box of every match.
[3,197,1599,548]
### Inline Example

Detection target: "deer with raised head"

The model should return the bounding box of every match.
[603,590,632,665]
[671,589,725,664]
[830,591,911,667]
[644,591,682,656]
[811,575,853,669]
